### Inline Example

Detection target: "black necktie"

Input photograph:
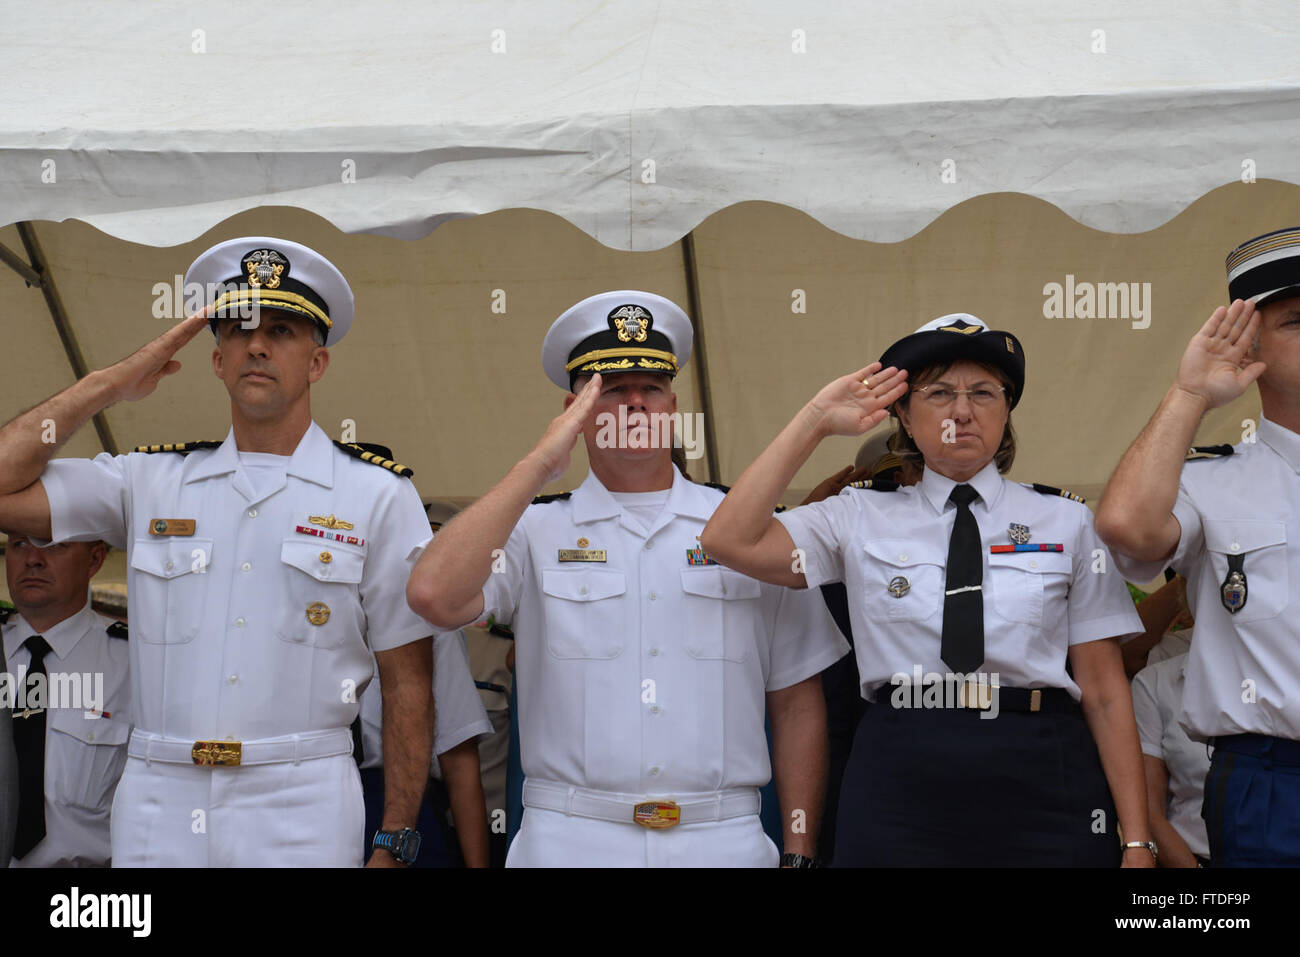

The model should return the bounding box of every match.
[13,635,52,859]
[941,485,985,674]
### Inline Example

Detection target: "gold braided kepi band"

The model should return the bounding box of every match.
[210,289,333,329]
[565,346,679,374]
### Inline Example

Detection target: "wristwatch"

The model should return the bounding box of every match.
[780,852,820,868]
[1122,840,1159,864]
[372,827,422,865]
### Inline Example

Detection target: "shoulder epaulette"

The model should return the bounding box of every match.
[847,479,900,492]
[1028,482,1086,504]
[488,622,516,640]
[106,621,128,640]
[1187,444,1235,461]
[530,492,572,505]
[702,481,732,494]
[133,440,222,454]
[333,441,414,478]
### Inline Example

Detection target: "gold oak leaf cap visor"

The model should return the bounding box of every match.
[184,236,355,345]
[878,313,1026,410]
[541,290,694,391]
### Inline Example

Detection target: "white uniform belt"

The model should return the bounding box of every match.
[522,779,760,826]
[128,728,354,767]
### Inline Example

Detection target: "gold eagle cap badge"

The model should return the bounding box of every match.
[609,304,652,343]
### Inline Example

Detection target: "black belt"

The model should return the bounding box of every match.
[886,684,1080,715]
[1213,733,1300,767]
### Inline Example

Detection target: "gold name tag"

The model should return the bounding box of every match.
[149,518,196,536]
[192,740,241,766]
[558,549,607,562]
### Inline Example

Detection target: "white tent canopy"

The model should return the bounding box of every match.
[4,1,1299,250]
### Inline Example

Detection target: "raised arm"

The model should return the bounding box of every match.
[1096,300,1264,563]
[406,375,602,630]
[0,310,210,538]
[701,362,907,586]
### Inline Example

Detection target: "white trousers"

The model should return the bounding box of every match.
[506,807,778,868]
[110,753,364,867]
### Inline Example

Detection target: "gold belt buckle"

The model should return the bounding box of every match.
[1029,689,1042,713]
[192,740,242,766]
[958,682,992,710]
[633,800,681,829]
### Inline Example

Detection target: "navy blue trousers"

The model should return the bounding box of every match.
[1203,734,1300,867]
[833,700,1120,867]
[360,767,461,868]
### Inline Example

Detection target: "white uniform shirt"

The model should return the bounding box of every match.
[1112,417,1300,740]
[481,469,848,795]
[358,629,493,777]
[1131,653,1211,859]
[777,462,1142,701]
[4,604,131,867]
[38,422,432,742]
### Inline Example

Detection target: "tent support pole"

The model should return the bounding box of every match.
[15,222,119,456]
[681,231,720,484]
[0,242,43,287]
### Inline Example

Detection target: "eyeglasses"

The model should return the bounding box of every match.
[911,385,1007,407]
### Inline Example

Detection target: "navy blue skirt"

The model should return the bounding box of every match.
[834,698,1120,867]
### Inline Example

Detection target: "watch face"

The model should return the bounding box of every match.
[397,830,422,863]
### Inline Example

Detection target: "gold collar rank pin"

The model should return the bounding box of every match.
[306,601,331,626]
[559,539,607,562]
[888,576,910,598]
[150,518,196,536]
[1008,523,1031,545]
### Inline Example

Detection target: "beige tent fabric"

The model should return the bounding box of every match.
[3,182,1300,599]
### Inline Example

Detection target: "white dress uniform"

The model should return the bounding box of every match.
[484,468,848,867]
[37,422,432,866]
[4,603,131,867]
[359,629,493,775]
[1112,417,1300,742]
[1131,653,1211,860]
[777,461,1143,701]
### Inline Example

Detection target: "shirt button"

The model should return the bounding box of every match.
[87,731,96,741]
[234,617,245,627]
[241,562,252,572]
[579,586,589,596]
[898,553,909,562]
[1230,542,1241,552]
[1029,560,1038,569]
[649,591,658,600]
[164,560,175,571]
[645,541,653,550]
[247,507,259,518]
[650,705,661,714]
[648,766,661,776]
[228,674,238,684]
[649,647,660,656]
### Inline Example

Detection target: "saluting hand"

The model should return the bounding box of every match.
[806,362,909,439]
[530,374,603,483]
[1175,299,1267,410]
[104,308,212,403]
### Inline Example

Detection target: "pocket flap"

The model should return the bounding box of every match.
[281,539,365,584]
[48,709,131,746]
[541,568,627,602]
[987,551,1072,575]
[1203,521,1287,555]
[130,538,215,579]
[679,566,762,600]
[863,540,945,568]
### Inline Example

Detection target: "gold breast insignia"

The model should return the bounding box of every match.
[309,514,354,531]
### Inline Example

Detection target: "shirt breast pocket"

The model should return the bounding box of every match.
[862,540,944,622]
[540,568,627,659]
[278,539,366,649]
[987,551,1072,625]
[1203,520,1289,623]
[128,538,215,643]
[47,709,131,810]
[679,567,762,662]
